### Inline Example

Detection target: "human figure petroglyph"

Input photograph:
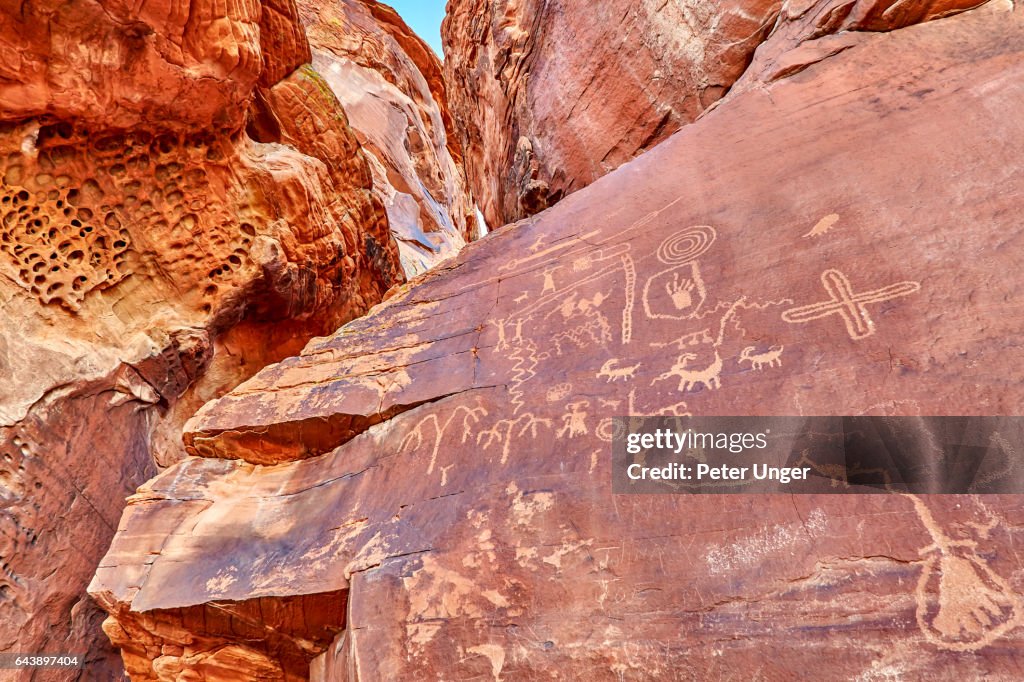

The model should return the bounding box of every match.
[541,265,562,294]
[495,316,530,352]
[782,269,921,340]
[478,413,554,464]
[597,359,640,383]
[906,494,1024,652]
[739,345,784,371]
[557,400,590,438]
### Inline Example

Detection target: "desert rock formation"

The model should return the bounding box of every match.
[0,0,422,677]
[92,1,1024,679]
[302,0,478,276]
[441,0,783,227]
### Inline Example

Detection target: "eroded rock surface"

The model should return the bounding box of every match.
[0,0,402,677]
[301,0,478,277]
[94,3,1024,679]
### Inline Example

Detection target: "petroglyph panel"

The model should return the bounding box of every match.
[100,7,1024,680]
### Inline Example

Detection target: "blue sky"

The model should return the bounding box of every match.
[387,1,447,57]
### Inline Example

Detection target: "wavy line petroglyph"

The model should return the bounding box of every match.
[781,269,921,340]
[906,494,1024,651]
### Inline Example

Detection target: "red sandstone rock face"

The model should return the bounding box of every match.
[93,2,1024,679]
[301,0,478,276]
[0,0,403,678]
[442,0,784,227]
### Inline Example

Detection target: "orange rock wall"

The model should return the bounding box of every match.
[92,2,1024,679]
[0,0,402,677]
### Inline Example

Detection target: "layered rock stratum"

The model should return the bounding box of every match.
[91,1,1024,679]
[0,0,479,677]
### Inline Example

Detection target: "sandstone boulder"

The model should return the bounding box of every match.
[93,3,1024,679]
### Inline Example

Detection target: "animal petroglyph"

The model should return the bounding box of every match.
[907,495,1024,652]
[653,351,723,393]
[651,297,744,394]
[781,269,921,340]
[739,345,784,371]
[597,359,640,382]
[803,213,840,238]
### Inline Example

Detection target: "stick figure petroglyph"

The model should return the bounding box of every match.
[477,413,554,464]
[401,401,488,475]
[781,269,921,340]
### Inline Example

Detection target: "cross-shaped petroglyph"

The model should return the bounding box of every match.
[781,269,920,340]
